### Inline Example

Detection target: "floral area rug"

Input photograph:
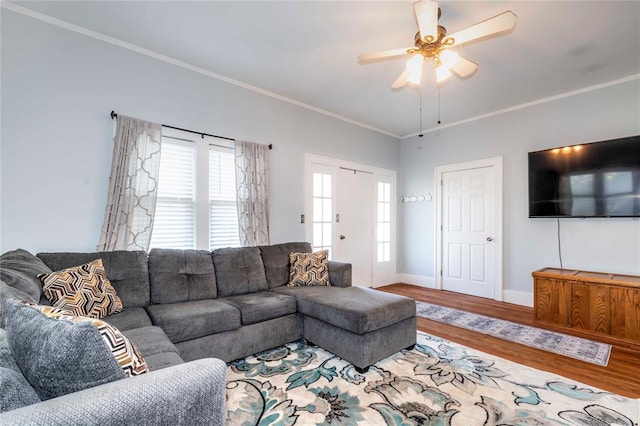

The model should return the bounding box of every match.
[416,302,612,367]
[226,331,638,425]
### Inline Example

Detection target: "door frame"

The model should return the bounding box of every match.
[435,156,503,300]
[304,154,397,288]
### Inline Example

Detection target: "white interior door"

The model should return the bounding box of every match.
[335,168,373,287]
[440,163,500,298]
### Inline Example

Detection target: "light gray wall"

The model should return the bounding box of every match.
[0,10,400,253]
[400,79,640,293]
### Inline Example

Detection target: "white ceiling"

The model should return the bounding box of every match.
[11,1,640,138]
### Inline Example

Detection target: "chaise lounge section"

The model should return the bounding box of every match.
[274,285,416,372]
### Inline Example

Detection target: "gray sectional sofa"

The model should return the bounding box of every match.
[0,241,416,425]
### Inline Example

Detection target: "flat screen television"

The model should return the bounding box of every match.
[528,135,640,218]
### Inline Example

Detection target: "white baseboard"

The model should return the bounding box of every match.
[502,290,533,307]
[396,275,533,308]
[397,274,436,289]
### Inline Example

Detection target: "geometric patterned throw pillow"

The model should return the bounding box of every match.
[288,250,330,287]
[25,302,148,377]
[39,259,123,319]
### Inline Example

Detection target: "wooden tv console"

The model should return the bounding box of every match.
[532,267,640,345]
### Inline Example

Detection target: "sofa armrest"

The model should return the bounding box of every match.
[0,358,227,426]
[328,261,352,287]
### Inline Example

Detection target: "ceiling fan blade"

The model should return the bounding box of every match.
[414,0,439,42]
[447,11,517,47]
[392,70,409,89]
[358,47,414,62]
[449,55,478,78]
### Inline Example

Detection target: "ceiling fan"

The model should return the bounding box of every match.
[358,1,517,88]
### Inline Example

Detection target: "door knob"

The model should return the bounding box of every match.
[340,235,346,240]
[486,237,493,242]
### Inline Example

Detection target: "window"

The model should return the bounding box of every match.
[149,131,240,250]
[376,181,391,262]
[149,138,195,249]
[209,147,240,249]
[312,171,332,257]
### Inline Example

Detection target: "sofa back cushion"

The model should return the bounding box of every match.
[212,247,268,297]
[0,249,52,303]
[37,251,150,308]
[259,242,312,289]
[148,249,217,304]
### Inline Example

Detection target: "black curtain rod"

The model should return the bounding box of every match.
[111,111,272,149]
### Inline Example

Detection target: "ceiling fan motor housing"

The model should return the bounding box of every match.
[412,25,453,60]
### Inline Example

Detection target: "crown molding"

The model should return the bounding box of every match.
[1,2,401,139]
[5,2,637,141]
[401,73,640,139]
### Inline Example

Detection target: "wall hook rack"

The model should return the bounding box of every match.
[401,193,432,203]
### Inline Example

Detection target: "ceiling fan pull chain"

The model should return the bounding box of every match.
[419,77,424,137]
[437,86,442,125]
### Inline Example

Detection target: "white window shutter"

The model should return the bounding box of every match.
[149,139,195,249]
[209,148,240,249]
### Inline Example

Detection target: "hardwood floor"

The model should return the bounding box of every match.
[378,283,640,399]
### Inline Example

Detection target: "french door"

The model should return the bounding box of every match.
[305,155,396,288]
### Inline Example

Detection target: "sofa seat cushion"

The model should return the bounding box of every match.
[103,307,153,332]
[142,351,184,371]
[122,326,179,357]
[272,286,416,335]
[219,291,297,325]
[122,326,183,370]
[146,300,241,343]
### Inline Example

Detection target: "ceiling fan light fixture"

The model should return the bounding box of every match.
[407,71,422,86]
[438,50,460,69]
[406,55,424,85]
[436,66,452,83]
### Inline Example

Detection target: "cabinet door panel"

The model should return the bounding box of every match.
[535,278,570,325]
[610,287,640,340]
[570,282,608,334]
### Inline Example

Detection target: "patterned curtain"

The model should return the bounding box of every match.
[97,115,162,251]
[234,140,270,246]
